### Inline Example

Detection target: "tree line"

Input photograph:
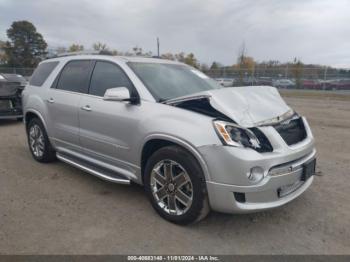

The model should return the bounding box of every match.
[0,20,203,69]
[55,43,202,70]
[1,20,349,82]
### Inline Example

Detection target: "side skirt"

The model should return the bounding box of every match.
[56,152,130,185]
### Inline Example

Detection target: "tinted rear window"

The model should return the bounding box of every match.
[56,60,93,93]
[30,61,59,86]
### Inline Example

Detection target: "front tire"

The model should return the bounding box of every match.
[27,118,56,163]
[144,146,209,225]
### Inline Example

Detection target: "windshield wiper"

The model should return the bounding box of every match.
[158,98,169,103]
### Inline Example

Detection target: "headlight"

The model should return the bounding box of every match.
[0,75,5,80]
[213,120,261,149]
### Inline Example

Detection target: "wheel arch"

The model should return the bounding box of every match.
[24,109,48,131]
[140,134,211,183]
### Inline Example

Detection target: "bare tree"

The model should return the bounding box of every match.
[69,44,84,52]
[200,63,209,73]
[0,40,7,64]
[93,42,108,51]
[55,46,67,54]
[175,52,185,63]
[161,53,175,60]
[236,42,255,84]
[184,53,199,68]
[291,57,303,88]
[132,46,143,56]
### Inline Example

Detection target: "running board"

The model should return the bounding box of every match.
[56,153,130,185]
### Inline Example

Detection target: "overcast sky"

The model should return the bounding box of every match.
[0,0,349,68]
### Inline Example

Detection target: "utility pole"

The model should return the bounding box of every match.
[323,66,328,90]
[157,37,160,57]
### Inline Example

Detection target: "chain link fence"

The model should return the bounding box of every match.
[1,66,350,90]
[203,67,350,90]
[204,67,349,79]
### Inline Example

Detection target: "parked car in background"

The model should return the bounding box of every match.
[242,76,258,86]
[23,55,316,224]
[272,79,296,89]
[324,79,350,90]
[256,77,273,86]
[215,78,235,87]
[301,79,322,90]
[0,73,27,120]
[337,79,350,90]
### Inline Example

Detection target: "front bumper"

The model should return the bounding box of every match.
[205,150,315,213]
[198,117,316,214]
[0,109,23,119]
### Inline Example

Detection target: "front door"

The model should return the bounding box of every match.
[79,61,141,172]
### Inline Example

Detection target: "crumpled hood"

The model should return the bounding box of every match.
[166,86,292,127]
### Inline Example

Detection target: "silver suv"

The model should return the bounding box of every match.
[22,54,316,224]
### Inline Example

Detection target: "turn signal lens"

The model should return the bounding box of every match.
[215,122,232,142]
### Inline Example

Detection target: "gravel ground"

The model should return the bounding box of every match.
[0,93,349,254]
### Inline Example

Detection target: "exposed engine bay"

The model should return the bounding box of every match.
[165,86,307,152]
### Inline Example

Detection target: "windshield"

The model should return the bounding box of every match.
[128,62,221,101]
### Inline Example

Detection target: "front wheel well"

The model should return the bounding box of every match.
[141,139,208,182]
[141,139,175,180]
[25,112,39,128]
[140,139,208,184]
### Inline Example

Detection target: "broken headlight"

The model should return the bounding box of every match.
[213,120,261,149]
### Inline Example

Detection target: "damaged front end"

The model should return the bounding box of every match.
[165,86,308,153]
[0,74,26,120]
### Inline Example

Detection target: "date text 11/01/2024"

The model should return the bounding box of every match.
[127,255,220,261]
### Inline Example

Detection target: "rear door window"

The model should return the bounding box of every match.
[89,61,134,97]
[56,60,93,93]
[30,61,59,86]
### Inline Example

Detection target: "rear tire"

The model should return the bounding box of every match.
[144,145,210,225]
[26,118,56,163]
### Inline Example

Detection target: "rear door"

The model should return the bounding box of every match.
[46,60,94,152]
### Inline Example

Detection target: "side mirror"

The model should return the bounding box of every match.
[103,87,138,103]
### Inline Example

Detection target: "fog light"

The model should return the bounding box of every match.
[247,167,264,182]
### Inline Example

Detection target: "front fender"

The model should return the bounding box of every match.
[140,133,212,181]
[134,103,223,182]
[24,108,48,130]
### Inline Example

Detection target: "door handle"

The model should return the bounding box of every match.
[47,98,55,104]
[81,105,92,111]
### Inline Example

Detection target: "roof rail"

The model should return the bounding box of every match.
[55,50,114,58]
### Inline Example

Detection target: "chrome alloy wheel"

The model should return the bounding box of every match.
[150,160,193,215]
[29,124,45,158]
